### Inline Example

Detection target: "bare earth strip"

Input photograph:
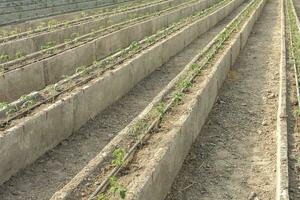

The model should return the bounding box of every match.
[0,3,249,199]
[165,0,281,199]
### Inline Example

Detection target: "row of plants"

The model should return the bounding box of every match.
[0,0,165,42]
[0,0,232,129]
[70,0,262,199]
[285,0,300,189]
[0,93,38,123]
[0,0,198,68]
[286,0,300,106]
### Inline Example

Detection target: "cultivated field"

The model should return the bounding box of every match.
[0,0,298,199]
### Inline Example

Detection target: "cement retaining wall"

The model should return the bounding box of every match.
[0,0,243,185]
[0,0,217,102]
[276,0,289,199]
[0,0,185,57]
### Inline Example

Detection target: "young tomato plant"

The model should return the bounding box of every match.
[173,91,183,104]
[108,176,126,199]
[20,95,36,108]
[111,148,125,167]
[0,54,10,62]
[0,102,9,110]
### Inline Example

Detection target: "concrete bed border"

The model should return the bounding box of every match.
[0,0,185,57]
[0,0,243,185]
[0,0,217,102]
[276,0,289,199]
[50,0,263,199]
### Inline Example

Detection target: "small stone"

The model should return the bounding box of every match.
[85,182,91,187]
[38,159,45,164]
[242,103,247,106]
[10,190,20,196]
[108,133,114,137]
[267,93,275,99]
[248,192,257,200]
[262,121,267,126]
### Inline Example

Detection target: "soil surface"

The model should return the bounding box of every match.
[165,0,281,199]
[0,3,247,199]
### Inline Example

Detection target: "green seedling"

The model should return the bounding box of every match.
[50,84,63,93]
[0,102,9,110]
[111,148,125,167]
[5,106,18,115]
[173,91,183,104]
[121,48,129,56]
[129,41,139,51]
[181,80,192,90]
[0,102,18,115]
[71,32,80,39]
[108,176,126,199]
[155,102,166,121]
[15,51,24,59]
[190,63,199,71]
[155,102,166,116]
[97,194,107,200]
[75,65,87,73]
[41,41,56,50]
[0,54,10,62]
[294,108,300,117]
[129,119,149,137]
[48,20,58,29]
[63,21,70,28]
[20,95,36,108]
[36,25,45,31]
[144,36,153,44]
[297,156,300,164]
